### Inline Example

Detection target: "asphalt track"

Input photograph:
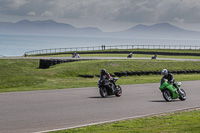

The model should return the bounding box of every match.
[0,80,200,133]
[1,56,200,62]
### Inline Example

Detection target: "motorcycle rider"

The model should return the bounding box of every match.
[152,54,157,59]
[100,69,117,92]
[161,69,183,94]
[127,52,133,58]
[100,69,110,79]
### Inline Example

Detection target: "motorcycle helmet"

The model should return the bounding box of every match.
[161,69,168,76]
[100,69,106,75]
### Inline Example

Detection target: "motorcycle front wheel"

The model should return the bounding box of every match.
[179,89,186,101]
[99,87,108,98]
[115,85,122,97]
[163,90,172,102]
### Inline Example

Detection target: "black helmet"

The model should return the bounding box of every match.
[100,69,106,75]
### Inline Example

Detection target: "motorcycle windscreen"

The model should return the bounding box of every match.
[177,82,181,87]
[159,78,168,90]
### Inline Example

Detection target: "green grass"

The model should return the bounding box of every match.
[51,109,200,133]
[0,59,200,92]
[100,49,200,53]
[32,48,200,56]
[30,48,200,59]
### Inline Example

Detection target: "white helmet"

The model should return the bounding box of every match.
[161,69,168,76]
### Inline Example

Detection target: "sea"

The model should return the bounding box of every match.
[0,34,200,57]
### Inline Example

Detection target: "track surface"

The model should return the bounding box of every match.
[0,80,200,133]
[1,56,200,62]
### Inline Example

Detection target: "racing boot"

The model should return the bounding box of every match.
[110,83,115,94]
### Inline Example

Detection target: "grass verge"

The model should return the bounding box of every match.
[32,48,200,56]
[51,108,200,133]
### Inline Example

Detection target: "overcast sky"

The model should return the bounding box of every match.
[1,0,200,32]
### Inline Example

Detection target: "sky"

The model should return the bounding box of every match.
[1,0,200,32]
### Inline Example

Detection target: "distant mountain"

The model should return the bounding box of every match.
[0,19,102,36]
[114,23,200,38]
[126,23,190,33]
[0,20,200,39]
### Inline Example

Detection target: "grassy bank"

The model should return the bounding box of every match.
[100,49,200,53]
[32,49,200,56]
[51,109,200,133]
[30,48,200,59]
[0,59,200,92]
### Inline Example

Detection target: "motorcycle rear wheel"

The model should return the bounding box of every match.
[163,90,172,102]
[115,85,122,97]
[179,89,186,101]
[99,87,108,98]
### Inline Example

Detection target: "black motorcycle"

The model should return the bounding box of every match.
[98,75,122,98]
[127,53,133,58]
[151,54,157,59]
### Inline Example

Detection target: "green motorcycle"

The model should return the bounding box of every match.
[159,78,186,102]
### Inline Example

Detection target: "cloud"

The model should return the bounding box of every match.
[173,18,184,23]
[27,11,36,16]
[0,0,29,10]
[44,0,200,23]
[1,0,200,24]
[41,11,53,17]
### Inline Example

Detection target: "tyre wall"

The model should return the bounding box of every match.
[78,70,200,78]
[39,59,85,69]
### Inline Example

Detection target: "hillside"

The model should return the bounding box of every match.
[0,20,200,39]
[113,23,200,38]
[0,19,102,36]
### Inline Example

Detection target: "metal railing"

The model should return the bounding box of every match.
[25,45,200,55]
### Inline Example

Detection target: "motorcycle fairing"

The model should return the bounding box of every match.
[160,79,179,99]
